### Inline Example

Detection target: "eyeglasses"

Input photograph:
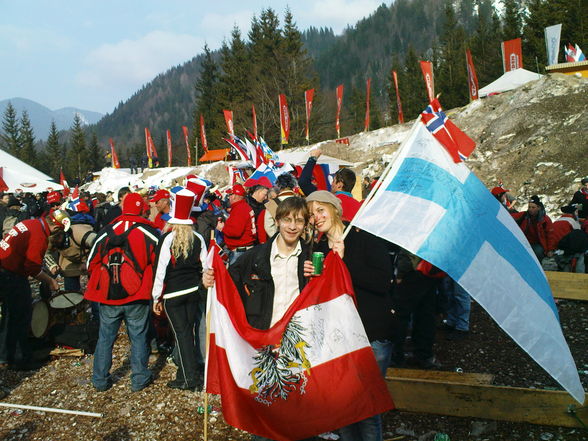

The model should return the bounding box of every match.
[279,217,306,226]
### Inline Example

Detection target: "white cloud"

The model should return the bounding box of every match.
[199,10,255,46]
[76,30,204,90]
[302,0,380,32]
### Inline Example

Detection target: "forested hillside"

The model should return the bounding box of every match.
[1,0,586,181]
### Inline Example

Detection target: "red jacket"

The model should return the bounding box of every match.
[512,211,556,252]
[552,214,580,249]
[0,218,50,277]
[223,199,257,250]
[335,192,361,222]
[85,215,159,305]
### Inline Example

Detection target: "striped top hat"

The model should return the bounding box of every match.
[168,189,196,225]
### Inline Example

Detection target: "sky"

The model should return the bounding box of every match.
[0,0,380,115]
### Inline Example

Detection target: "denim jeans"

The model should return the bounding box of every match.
[0,271,32,364]
[228,249,248,266]
[63,276,81,291]
[531,243,545,262]
[338,339,393,441]
[92,300,151,390]
[443,278,471,332]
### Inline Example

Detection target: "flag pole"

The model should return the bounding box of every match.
[341,118,421,241]
[203,232,215,441]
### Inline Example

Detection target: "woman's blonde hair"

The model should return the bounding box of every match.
[307,200,344,238]
[170,224,194,260]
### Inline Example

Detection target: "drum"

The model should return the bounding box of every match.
[31,299,50,338]
[49,291,89,326]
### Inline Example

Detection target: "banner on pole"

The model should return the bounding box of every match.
[364,78,371,132]
[336,84,344,138]
[182,126,192,166]
[200,115,209,153]
[166,130,173,167]
[109,138,120,169]
[544,24,562,65]
[420,61,435,102]
[465,49,479,101]
[223,110,234,136]
[501,38,523,72]
[392,70,404,124]
[305,89,315,141]
[279,94,290,145]
[252,104,258,141]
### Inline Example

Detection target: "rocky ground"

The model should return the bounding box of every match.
[0,296,586,441]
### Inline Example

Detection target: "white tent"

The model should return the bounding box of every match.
[273,151,353,167]
[479,68,543,98]
[0,149,62,193]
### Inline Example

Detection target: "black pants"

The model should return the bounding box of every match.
[390,271,438,363]
[0,271,32,364]
[164,291,200,385]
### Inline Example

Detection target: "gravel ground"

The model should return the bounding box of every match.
[0,297,586,441]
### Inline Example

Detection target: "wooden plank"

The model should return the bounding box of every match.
[546,271,588,301]
[387,368,494,385]
[387,376,588,428]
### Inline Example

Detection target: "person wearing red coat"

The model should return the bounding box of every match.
[0,210,70,369]
[85,193,160,392]
[512,195,555,262]
[223,184,257,265]
[552,205,581,249]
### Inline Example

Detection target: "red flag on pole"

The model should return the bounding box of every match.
[200,115,208,153]
[109,138,120,169]
[304,88,315,142]
[182,126,192,166]
[392,70,404,124]
[0,168,8,192]
[206,249,394,440]
[166,130,173,167]
[59,168,70,197]
[465,49,479,101]
[420,61,435,102]
[364,78,371,132]
[145,128,158,168]
[279,94,290,145]
[335,84,344,138]
[501,38,523,72]
[252,104,258,141]
[223,110,234,136]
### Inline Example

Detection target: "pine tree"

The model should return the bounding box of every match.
[400,46,428,121]
[471,1,503,86]
[45,120,62,179]
[19,110,36,166]
[68,113,87,180]
[502,0,523,40]
[1,102,21,156]
[436,2,469,109]
[87,131,102,172]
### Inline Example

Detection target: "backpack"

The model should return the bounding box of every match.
[98,224,146,300]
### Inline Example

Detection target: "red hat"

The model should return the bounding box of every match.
[226,184,245,197]
[186,178,210,207]
[122,193,146,215]
[150,189,170,203]
[47,191,62,204]
[168,189,195,225]
[490,186,509,196]
[77,201,90,213]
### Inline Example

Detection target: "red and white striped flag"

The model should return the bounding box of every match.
[206,250,393,440]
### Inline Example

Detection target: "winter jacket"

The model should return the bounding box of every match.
[0,218,51,277]
[552,214,580,249]
[512,211,556,252]
[228,234,310,330]
[334,191,361,222]
[151,230,207,303]
[58,222,97,277]
[85,215,159,305]
[223,199,257,250]
[570,189,588,219]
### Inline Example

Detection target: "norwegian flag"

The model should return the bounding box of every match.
[68,186,83,211]
[564,43,586,62]
[420,99,475,163]
[59,169,70,197]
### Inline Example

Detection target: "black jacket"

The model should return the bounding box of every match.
[229,235,310,330]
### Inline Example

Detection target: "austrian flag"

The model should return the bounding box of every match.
[206,251,393,441]
[421,99,475,163]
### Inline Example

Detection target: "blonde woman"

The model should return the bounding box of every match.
[152,189,207,391]
[305,190,345,258]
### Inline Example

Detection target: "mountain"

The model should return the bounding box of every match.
[0,97,103,139]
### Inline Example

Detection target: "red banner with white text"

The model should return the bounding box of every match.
[305,88,315,142]
[109,138,120,169]
[465,49,479,101]
[336,84,344,138]
[392,70,404,124]
[279,94,290,145]
[200,115,208,153]
[166,130,173,167]
[420,61,435,102]
[182,125,192,166]
[223,110,234,136]
[501,38,523,72]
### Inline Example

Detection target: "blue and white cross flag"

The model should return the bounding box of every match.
[353,121,584,403]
